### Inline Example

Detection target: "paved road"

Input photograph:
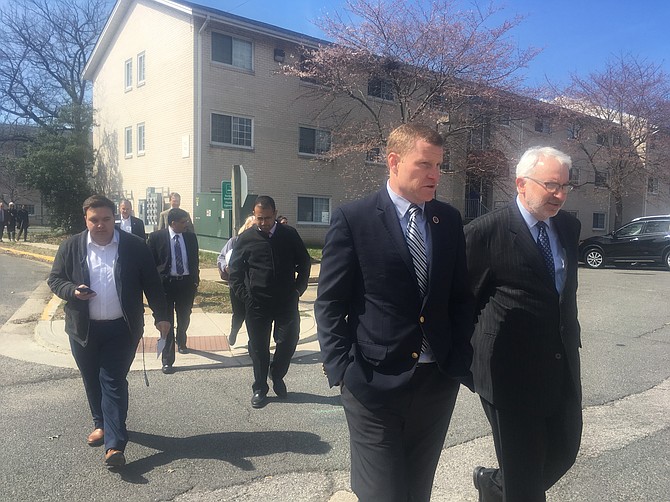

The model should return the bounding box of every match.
[0,252,669,501]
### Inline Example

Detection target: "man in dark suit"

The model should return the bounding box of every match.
[228,196,311,409]
[16,204,30,241]
[0,201,7,242]
[48,195,170,467]
[148,207,200,373]
[116,199,146,240]
[315,123,474,502]
[465,146,582,502]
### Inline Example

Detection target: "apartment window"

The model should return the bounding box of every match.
[299,53,320,85]
[368,77,394,101]
[498,111,510,126]
[124,126,133,157]
[569,167,580,183]
[299,127,331,155]
[534,116,551,134]
[596,133,608,146]
[565,210,578,219]
[648,177,659,194]
[211,113,253,147]
[440,149,451,172]
[594,170,608,187]
[297,196,330,224]
[211,32,252,70]
[365,147,384,164]
[592,212,606,230]
[124,59,132,90]
[23,204,35,215]
[567,122,581,140]
[137,123,145,155]
[137,52,145,85]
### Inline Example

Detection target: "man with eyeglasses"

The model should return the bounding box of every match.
[465,146,582,502]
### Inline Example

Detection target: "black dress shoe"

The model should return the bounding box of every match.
[251,390,267,408]
[162,365,174,374]
[178,346,188,354]
[272,379,287,398]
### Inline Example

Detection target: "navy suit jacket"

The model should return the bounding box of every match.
[315,188,474,408]
[47,230,169,346]
[147,229,200,284]
[464,203,582,416]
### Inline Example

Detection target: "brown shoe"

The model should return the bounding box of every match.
[104,449,126,467]
[86,428,104,447]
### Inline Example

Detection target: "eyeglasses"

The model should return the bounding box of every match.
[524,176,574,194]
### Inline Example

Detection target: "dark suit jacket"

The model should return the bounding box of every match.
[47,230,169,346]
[464,203,582,416]
[315,188,474,408]
[115,215,146,240]
[147,229,200,284]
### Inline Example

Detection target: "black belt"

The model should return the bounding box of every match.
[165,275,191,281]
[90,317,124,324]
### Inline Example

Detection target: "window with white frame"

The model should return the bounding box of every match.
[211,113,253,147]
[365,147,384,164]
[534,116,551,133]
[124,126,133,157]
[211,32,252,70]
[592,212,606,230]
[298,196,330,224]
[137,123,145,155]
[648,177,659,194]
[594,170,608,187]
[124,59,133,90]
[299,127,331,155]
[137,52,145,85]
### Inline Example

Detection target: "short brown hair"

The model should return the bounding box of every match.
[82,195,115,215]
[386,123,443,158]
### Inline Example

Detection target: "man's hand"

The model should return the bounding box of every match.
[156,321,171,339]
[74,284,96,300]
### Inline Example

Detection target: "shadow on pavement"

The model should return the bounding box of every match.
[117,430,332,483]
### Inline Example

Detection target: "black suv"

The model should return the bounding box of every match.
[579,215,670,270]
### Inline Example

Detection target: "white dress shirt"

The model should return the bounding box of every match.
[87,230,124,320]
[119,216,132,234]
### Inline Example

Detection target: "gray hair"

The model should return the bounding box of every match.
[515,146,572,178]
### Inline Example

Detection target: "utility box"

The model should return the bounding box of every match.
[194,193,231,252]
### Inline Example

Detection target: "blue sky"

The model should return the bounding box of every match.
[199,0,670,88]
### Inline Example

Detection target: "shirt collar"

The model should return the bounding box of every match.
[168,226,181,240]
[386,180,425,219]
[87,228,119,248]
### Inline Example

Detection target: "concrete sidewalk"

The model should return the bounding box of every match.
[0,241,322,372]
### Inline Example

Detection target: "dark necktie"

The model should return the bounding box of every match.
[536,221,555,284]
[174,234,184,275]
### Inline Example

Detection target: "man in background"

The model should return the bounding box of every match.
[148,208,200,374]
[16,204,30,242]
[115,199,146,240]
[158,192,194,232]
[228,196,311,409]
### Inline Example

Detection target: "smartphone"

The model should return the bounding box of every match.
[76,286,95,295]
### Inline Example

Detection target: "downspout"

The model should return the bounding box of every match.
[196,15,211,198]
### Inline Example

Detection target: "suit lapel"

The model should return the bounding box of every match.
[376,189,415,280]
[508,203,555,287]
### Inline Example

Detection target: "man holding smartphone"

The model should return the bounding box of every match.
[48,195,170,468]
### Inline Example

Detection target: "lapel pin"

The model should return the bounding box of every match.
[432,216,439,224]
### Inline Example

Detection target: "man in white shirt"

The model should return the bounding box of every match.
[48,195,170,468]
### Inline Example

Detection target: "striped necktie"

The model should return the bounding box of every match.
[407,204,428,297]
[174,234,184,275]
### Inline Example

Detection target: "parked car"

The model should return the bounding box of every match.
[579,215,670,270]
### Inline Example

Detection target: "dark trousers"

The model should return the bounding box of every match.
[162,275,196,366]
[478,393,582,502]
[229,286,246,338]
[17,225,28,241]
[341,365,460,502]
[244,299,299,393]
[69,318,137,452]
